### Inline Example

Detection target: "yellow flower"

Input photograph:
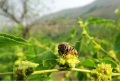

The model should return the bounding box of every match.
[91,63,112,81]
[57,54,80,68]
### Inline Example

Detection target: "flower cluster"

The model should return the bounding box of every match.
[13,60,39,80]
[57,54,80,68]
[91,63,113,81]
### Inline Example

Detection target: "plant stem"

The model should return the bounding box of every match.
[1,68,120,77]
[0,68,91,76]
[71,68,91,73]
[112,73,120,76]
[86,31,109,55]
[0,72,13,75]
[31,68,91,75]
[81,22,119,63]
[31,69,60,75]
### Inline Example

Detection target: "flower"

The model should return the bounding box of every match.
[13,60,39,78]
[91,63,113,81]
[57,54,80,68]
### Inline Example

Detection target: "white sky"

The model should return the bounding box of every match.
[42,0,95,16]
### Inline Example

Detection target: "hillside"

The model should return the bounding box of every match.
[32,0,120,38]
[40,0,120,21]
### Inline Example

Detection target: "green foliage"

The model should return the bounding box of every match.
[74,36,82,54]
[65,25,78,42]
[77,72,88,81]
[0,34,29,48]
[33,51,57,70]
[99,57,117,68]
[27,51,57,80]
[1,8,120,81]
[114,33,120,52]
[86,17,114,26]
[81,59,96,67]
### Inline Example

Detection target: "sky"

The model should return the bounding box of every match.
[42,0,95,16]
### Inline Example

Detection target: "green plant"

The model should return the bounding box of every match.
[0,14,120,81]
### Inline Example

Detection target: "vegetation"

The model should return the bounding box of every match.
[0,0,120,81]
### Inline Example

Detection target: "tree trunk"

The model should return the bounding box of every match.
[22,26,30,39]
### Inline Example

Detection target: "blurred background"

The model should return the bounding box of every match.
[0,0,119,40]
[0,0,120,81]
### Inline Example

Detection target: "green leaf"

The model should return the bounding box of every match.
[99,57,117,68]
[113,33,120,52]
[0,33,29,48]
[29,51,57,80]
[81,59,96,67]
[33,50,57,70]
[76,72,87,81]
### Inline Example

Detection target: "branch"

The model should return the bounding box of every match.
[0,68,91,76]
[79,21,119,63]
[21,0,28,20]
[0,68,120,77]
[0,0,21,24]
[2,8,21,24]
[0,72,13,75]
[112,73,120,76]
[31,68,91,75]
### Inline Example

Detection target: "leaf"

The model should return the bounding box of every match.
[33,50,57,70]
[28,51,57,80]
[24,45,37,60]
[77,72,87,81]
[0,33,29,48]
[99,57,117,68]
[81,59,96,67]
[113,33,120,52]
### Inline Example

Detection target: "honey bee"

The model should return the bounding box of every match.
[58,42,78,57]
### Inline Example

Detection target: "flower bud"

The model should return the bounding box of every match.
[108,50,116,59]
[115,8,120,15]
[16,52,24,58]
[94,44,101,51]
[82,30,87,35]
[78,20,86,28]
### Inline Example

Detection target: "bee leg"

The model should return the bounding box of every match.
[58,50,62,55]
[75,51,78,57]
[72,48,78,57]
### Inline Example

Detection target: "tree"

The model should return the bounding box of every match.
[0,0,51,38]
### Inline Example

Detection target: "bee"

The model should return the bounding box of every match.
[58,42,78,57]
